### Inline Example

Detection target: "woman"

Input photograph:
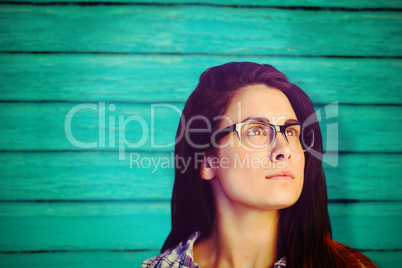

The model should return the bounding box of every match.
[143,62,377,267]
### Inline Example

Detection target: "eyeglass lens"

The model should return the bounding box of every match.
[240,123,313,152]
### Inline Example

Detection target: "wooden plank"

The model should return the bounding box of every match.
[0,250,398,268]
[0,202,171,251]
[0,152,401,201]
[329,202,402,250]
[324,153,402,201]
[0,250,397,268]
[0,152,175,201]
[0,250,158,268]
[0,103,401,152]
[6,0,402,9]
[0,102,182,152]
[363,251,402,268]
[0,202,400,251]
[0,5,401,56]
[1,54,401,104]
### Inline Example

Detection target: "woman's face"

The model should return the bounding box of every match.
[204,84,305,211]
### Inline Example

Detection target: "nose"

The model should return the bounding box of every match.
[269,132,291,162]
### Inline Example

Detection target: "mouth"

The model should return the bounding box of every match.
[265,171,294,181]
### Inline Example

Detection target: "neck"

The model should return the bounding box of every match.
[194,202,279,268]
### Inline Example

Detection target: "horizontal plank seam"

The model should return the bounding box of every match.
[0,150,400,154]
[0,249,157,254]
[0,248,402,254]
[1,52,402,59]
[0,100,186,104]
[0,150,399,155]
[0,199,401,203]
[0,199,171,203]
[0,248,400,254]
[0,100,401,107]
[0,1,401,11]
[328,199,402,203]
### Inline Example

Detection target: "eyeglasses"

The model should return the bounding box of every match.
[212,121,314,152]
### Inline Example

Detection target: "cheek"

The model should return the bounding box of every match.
[214,147,253,186]
[294,154,305,196]
[215,147,241,176]
[216,144,260,172]
[216,136,244,169]
[299,154,306,177]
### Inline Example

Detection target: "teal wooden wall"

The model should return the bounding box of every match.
[0,1,401,267]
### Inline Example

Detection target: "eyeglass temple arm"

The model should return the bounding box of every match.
[212,124,237,143]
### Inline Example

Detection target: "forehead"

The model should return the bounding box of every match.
[222,84,298,126]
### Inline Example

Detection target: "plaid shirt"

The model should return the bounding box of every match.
[142,231,286,268]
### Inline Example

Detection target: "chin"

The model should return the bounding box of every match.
[261,195,300,210]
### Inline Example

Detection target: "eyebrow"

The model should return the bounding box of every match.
[242,116,270,123]
[241,116,300,125]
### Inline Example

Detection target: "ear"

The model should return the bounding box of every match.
[200,152,216,181]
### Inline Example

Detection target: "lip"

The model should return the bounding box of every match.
[265,171,295,180]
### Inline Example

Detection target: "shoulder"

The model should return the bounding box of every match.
[142,232,201,268]
[332,240,378,268]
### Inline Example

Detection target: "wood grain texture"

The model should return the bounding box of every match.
[0,102,400,152]
[0,1,400,266]
[6,0,402,8]
[0,151,175,201]
[1,54,401,104]
[0,5,401,56]
[0,202,171,251]
[362,251,402,268]
[0,152,401,201]
[329,202,402,250]
[0,202,400,251]
[324,153,402,201]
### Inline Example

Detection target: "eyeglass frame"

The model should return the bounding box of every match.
[211,121,314,152]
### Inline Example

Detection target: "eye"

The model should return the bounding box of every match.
[285,127,299,137]
[246,127,267,136]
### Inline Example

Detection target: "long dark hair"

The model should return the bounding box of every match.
[162,62,338,267]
